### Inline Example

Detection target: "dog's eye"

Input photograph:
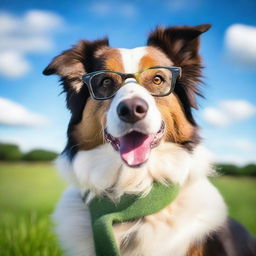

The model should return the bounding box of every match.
[101,78,113,87]
[153,75,164,85]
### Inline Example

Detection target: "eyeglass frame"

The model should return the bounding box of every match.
[82,66,182,100]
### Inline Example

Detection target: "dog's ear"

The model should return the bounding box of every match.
[43,38,109,92]
[43,38,109,119]
[147,24,211,65]
[147,25,211,125]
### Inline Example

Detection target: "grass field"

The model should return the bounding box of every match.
[0,162,255,255]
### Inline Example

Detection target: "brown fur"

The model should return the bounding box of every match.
[101,48,125,72]
[156,94,195,143]
[187,244,204,256]
[43,25,256,256]
[43,25,209,156]
[137,46,195,144]
[139,46,173,69]
[72,47,195,151]
[70,48,125,151]
[147,24,211,125]
[72,98,110,151]
[43,39,109,114]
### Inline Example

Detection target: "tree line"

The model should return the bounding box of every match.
[0,143,58,162]
[0,143,255,175]
[216,163,256,176]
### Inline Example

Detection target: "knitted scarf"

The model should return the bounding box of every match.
[87,182,179,256]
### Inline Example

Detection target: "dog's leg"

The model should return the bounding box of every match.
[52,186,95,256]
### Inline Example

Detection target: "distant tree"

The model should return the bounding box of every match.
[216,164,240,176]
[0,143,22,161]
[241,164,256,176]
[22,149,58,161]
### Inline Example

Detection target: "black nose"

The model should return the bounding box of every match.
[117,97,148,123]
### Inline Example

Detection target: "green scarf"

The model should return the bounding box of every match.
[87,182,179,256]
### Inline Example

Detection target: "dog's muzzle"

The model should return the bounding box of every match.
[104,121,165,168]
[105,83,163,167]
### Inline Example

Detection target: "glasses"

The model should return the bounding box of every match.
[82,66,181,100]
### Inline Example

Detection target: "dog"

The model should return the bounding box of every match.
[43,24,256,256]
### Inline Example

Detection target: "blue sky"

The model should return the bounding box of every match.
[0,0,255,165]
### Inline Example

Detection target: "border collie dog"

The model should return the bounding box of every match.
[43,25,256,256]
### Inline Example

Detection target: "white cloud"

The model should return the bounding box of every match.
[24,10,63,33]
[220,100,256,121]
[0,10,64,78]
[89,2,137,18]
[0,13,19,34]
[0,35,53,53]
[202,99,256,127]
[202,107,229,127]
[0,51,30,78]
[0,97,48,127]
[225,24,256,68]
[213,152,256,166]
[232,139,255,151]
[206,137,255,152]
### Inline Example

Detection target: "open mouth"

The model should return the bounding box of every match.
[104,122,165,168]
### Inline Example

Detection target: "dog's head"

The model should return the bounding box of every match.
[43,24,210,168]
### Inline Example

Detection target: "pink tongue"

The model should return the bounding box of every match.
[119,131,155,167]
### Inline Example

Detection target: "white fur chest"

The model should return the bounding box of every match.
[53,143,227,256]
[113,178,226,256]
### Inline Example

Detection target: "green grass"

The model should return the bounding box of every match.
[211,175,256,234]
[0,162,66,256]
[0,162,255,255]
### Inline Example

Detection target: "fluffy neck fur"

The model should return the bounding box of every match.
[56,142,215,200]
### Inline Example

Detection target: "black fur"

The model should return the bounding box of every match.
[43,39,109,158]
[43,25,210,156]
[43,27,256,255]
[204,218,256,256]
[147,24,211,126]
